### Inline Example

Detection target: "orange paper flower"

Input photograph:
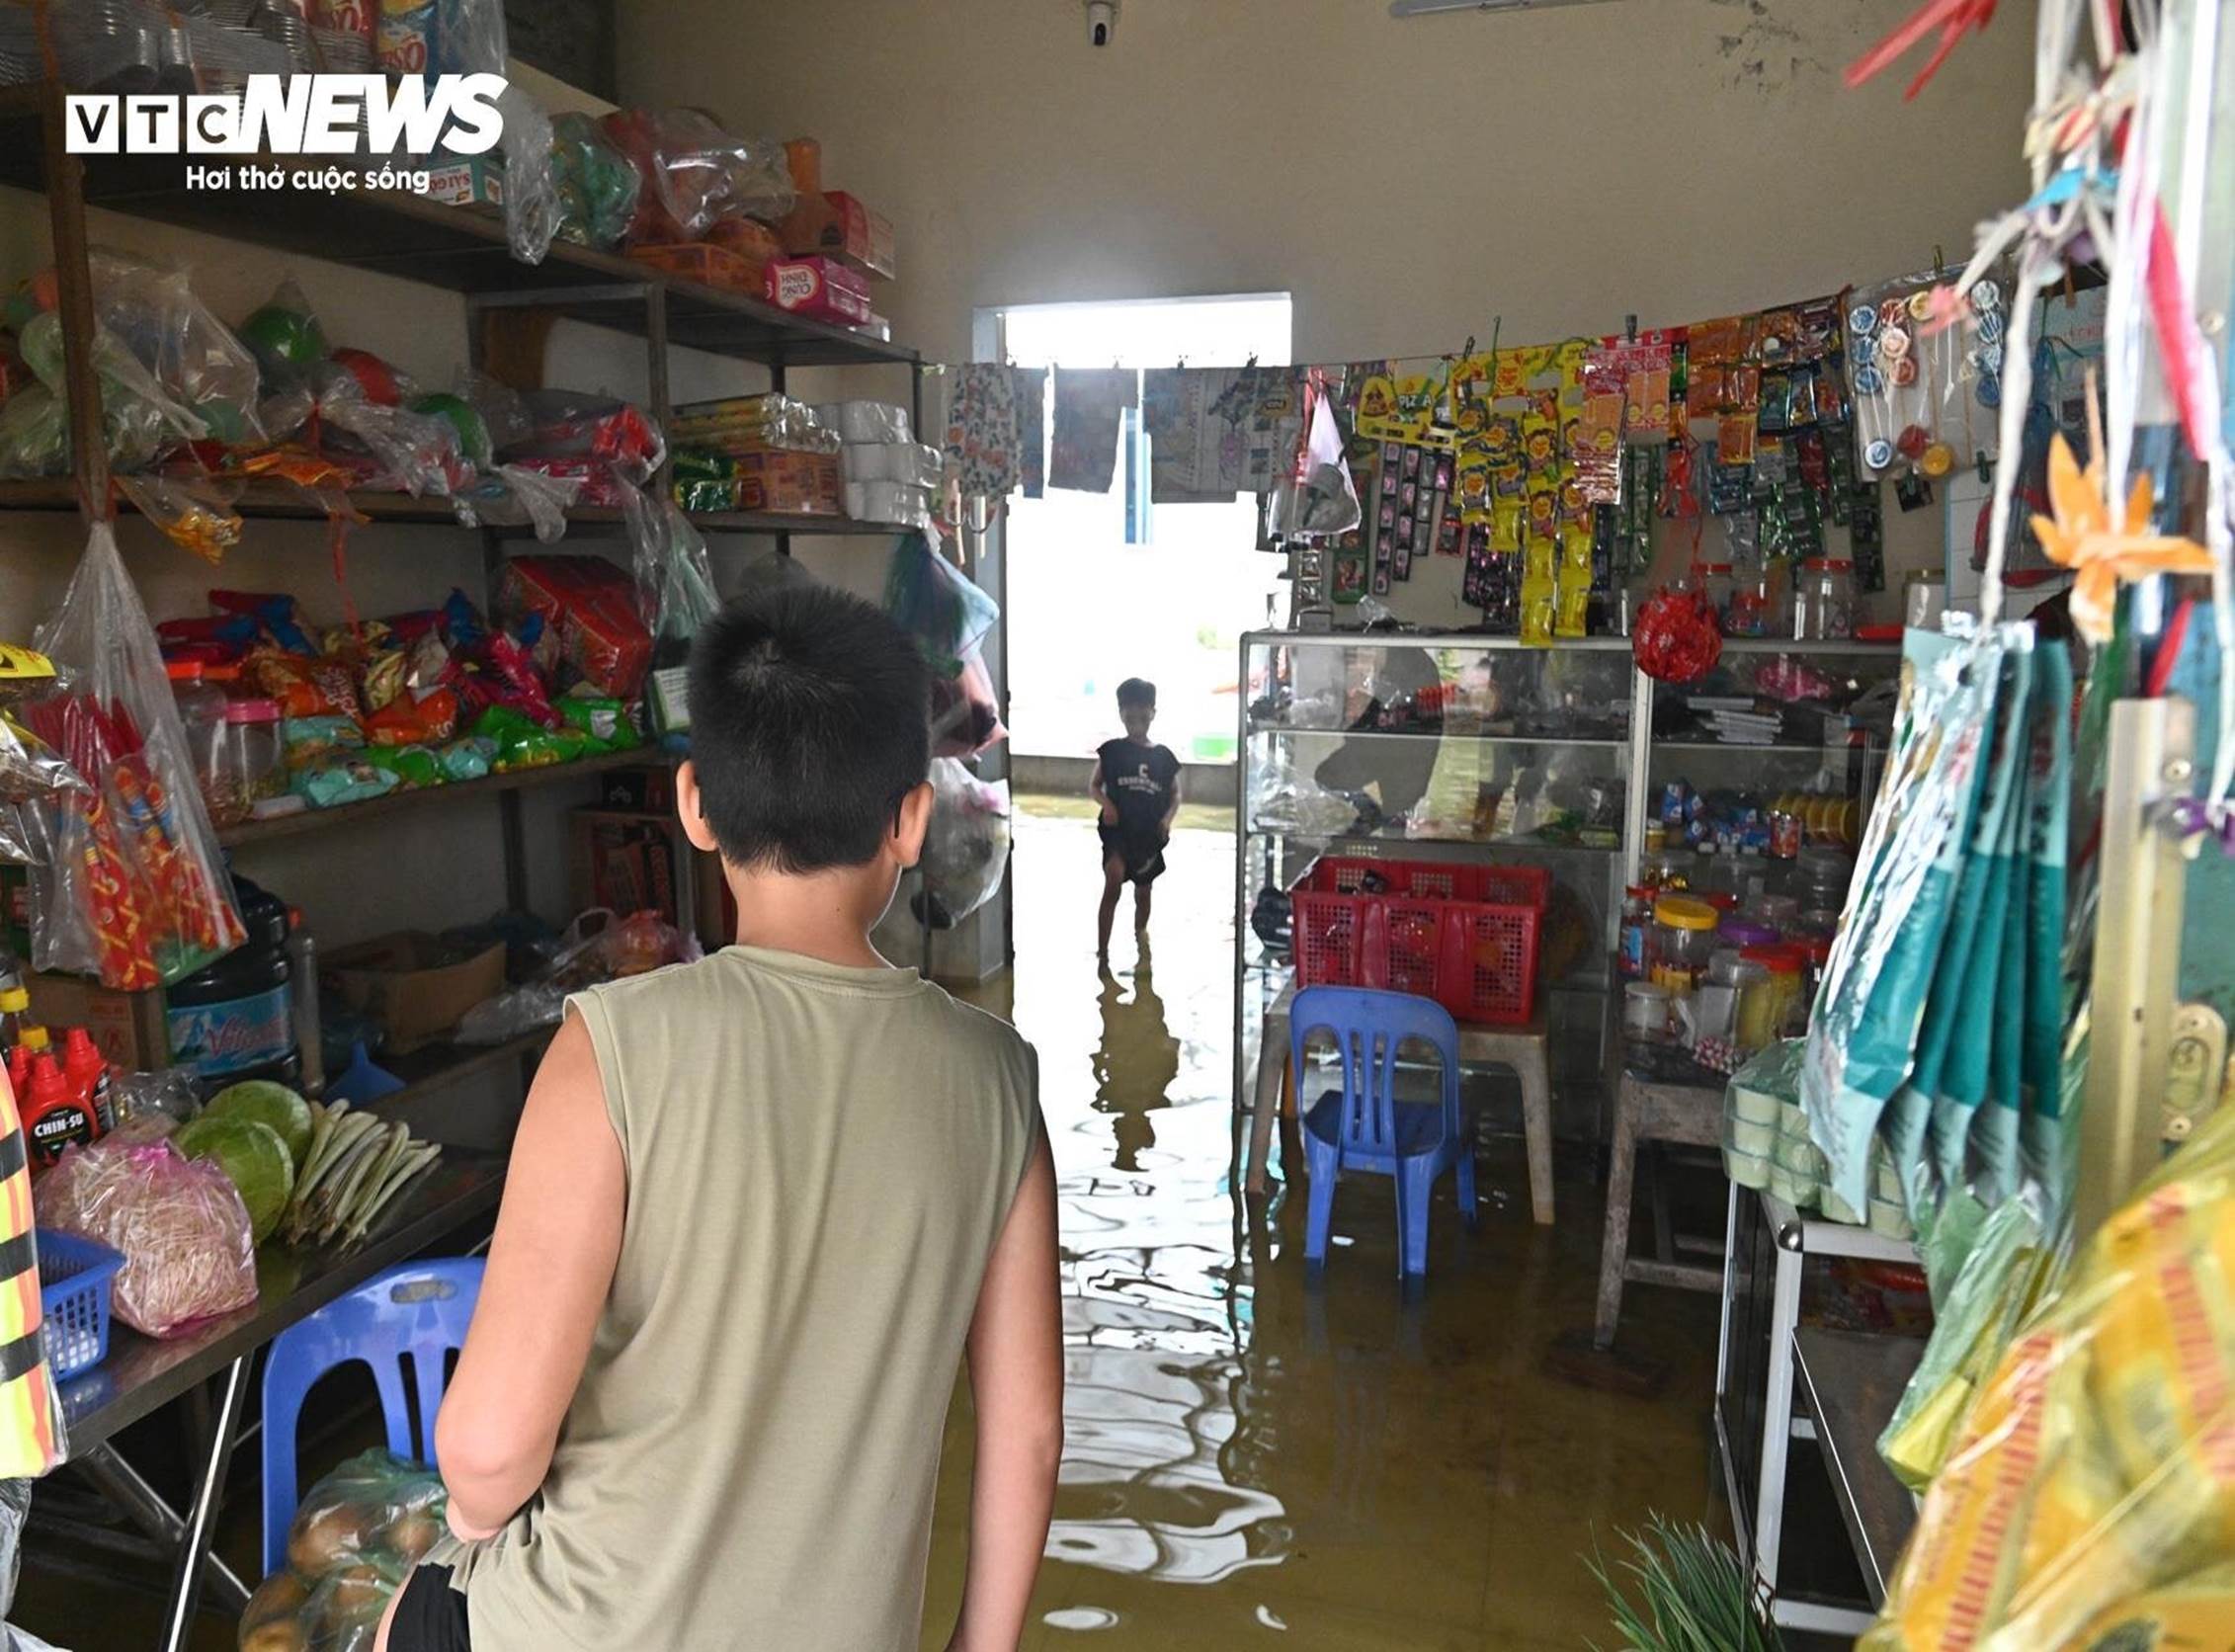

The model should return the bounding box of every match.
[2028,433,2213,643]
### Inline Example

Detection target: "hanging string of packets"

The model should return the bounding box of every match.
[939,274,2046,640]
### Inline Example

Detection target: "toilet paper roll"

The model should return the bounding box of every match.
[843,442,944,487]
[845,480,936,527]
[818,400,912,445]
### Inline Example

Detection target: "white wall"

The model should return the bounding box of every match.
[621,0,2035,621]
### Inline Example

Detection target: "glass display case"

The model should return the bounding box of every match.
[1234,631,1902,1150]
[1639,640,1901,923]
[1235,632,1641,1134]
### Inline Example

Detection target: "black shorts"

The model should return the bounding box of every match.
[387,1563,472,1652]
[1099,819,1168,885]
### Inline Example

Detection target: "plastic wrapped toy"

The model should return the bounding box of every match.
[550,112,640,249]
[37,1138,257,1339]
[598,108,796,246]
[24,524,245,989]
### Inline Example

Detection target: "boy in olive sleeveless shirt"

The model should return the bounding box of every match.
[381,588,1060,1652]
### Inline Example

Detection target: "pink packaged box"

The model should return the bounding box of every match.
[764,257,873,325]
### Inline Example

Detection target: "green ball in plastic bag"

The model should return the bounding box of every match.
[410,393,492,469]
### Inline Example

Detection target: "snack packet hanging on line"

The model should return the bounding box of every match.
[1921,635,2033,1274]
[1804,622,2007,1212]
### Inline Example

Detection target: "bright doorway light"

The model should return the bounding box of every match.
[987,293,1292,766]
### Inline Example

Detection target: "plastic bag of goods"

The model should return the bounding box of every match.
[599,109,795,246]
[36,1138,257,1339]
[883,534,998,676]
[550,112,640,250]
[24,524,245,989]
[1864,1100,2235,1650]
[915,762,1011,928]
[240,1448,449,1652]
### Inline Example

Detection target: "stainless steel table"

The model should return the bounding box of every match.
[1792,1326,1922,1608]
[45,1150,505,1651]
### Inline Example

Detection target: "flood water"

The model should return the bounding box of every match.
[932,807,1721,1650]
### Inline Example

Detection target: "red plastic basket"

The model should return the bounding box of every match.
[1288,857,1548,1025]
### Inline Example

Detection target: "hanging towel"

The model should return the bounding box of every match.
[944,364,1022,501]
[1048,368,1138,493]
[1013,367,1047,499]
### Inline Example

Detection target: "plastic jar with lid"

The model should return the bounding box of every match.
[207,698,286,826]
[1717,917,1781,953]
[1623,980,1672,1040]
[1795,845,1855,912]
[1723,567,1775,637]
[1730,959,1778,1048]
[1697,563,1734,627]
[1650,894,1720,995]
[1795,557,1857,639]
[1750,893,1801,935]
[169,661,228,814]
[1742,943,1809,1036]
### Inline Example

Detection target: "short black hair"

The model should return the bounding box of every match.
[686,586,931,872]
[1116,677,1156,708]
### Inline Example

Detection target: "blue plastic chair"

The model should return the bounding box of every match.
[261,1258,483,1575]
[1292,986,1477,1279]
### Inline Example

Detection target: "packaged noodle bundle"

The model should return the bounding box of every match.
[1866,1102,2235,1650]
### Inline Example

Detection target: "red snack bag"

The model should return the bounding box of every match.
[246,649,363,721]
[498,555,652,701]
[365,687,460,747]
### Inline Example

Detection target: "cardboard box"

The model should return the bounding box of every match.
[323,933,506,1054]
[600,765,678,813]
[819,193,894,280]
[736,450,843,516]
[764,257,873,325]
[421,157,503,209]
[569,808,727,950]
[25,972,169,1071]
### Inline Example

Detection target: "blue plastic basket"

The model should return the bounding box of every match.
[36,1229,124,1380]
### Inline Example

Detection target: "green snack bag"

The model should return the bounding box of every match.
[559,694,639,752]
[361,745,443,789]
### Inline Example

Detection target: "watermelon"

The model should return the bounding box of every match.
[176,1115,295,1244]
[204,1080,314,1168]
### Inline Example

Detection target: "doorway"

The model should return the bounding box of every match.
[979,294,1293,769]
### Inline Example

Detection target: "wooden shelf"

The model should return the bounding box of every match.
[0,476,907,540]
[217,747,671,849]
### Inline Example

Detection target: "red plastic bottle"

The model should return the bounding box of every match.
[23,1053,94,1168]
[62,1029,114,1136]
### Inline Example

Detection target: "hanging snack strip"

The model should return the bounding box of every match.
[1846,268,2007,489]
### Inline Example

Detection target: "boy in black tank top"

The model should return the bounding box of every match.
[1089,677,1182,962]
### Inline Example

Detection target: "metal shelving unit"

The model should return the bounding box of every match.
[2,73,932,1109]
